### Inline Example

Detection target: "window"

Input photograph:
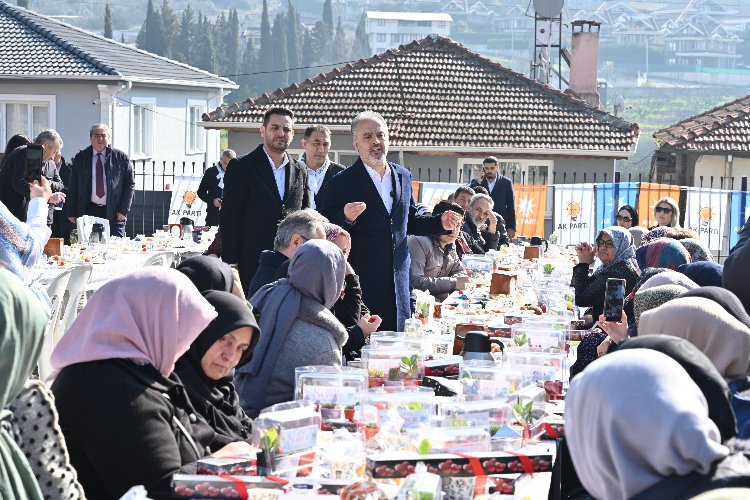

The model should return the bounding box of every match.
[398,20,414,27]
[186,101,205,153]
[438,21,446,28]
[391,34,400,43]
[377,33,386,42]
[377,19,385,26]
[0,95,55,146]
[417,21,431,27]
[131,99,155,158]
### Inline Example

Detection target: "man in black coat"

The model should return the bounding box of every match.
[298,124,344,211]
[472,156,516,240]
[462,193,510,253]
[220,107,310,292]
[197,148,236,226]
[67,124,134,237]
[320,111,462,332]
[0,129,65,221]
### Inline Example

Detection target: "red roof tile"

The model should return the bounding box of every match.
[204,35,638,153]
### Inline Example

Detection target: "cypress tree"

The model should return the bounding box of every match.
[286,0,302,83]
[17,0,29,8]
[259,0,274,93]
[353,11,371,59]
[160,0,179,58]
[225,9,240,81]
[213,11,228,71]
[322,0,333,39]
[104,4,113,39]
[271,13,288,89]
[175,4,195,64]
[194,13,218,74]
[233,35,257,102]
[332,17,348,63]
[120,33,125,44]
[142,0,165,55]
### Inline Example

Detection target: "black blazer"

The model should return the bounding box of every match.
[68,145,134,225]
[480,175,517,231]
[197,165,224,226]
[220,144,309,290]
[313,161,344,209]
[0,145,63,222]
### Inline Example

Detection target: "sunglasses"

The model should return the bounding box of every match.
[655,206,673,214]
[615,215,632,222]
[596,239,615,249]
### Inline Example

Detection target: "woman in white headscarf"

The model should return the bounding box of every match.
[566,349,750,500]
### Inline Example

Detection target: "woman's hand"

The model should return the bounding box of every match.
[598,312,629,343]
[357,313,382,338]
[212,441,256,458]
[575,242,596,265]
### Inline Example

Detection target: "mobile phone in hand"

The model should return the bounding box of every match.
[24,144,43,182]
[603,278,626,322]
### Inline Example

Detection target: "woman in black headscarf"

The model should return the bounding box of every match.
[174,290,259,449]
[177,255,246,302]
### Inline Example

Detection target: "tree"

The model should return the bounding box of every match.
[286,0,302,83]
[174,4,195,64]
[232,35,257,103]
[17,0,29,8]
[331,17,348,64]
[322,0,333,39]
[138,0,165,56]
[193,12,218,74]
[271,13,288,89]
[120,33,125,44]
[353,11,371,59]
[213,11,228,71]
[225,9,240,81]
[104,4,113,39]
[258,0,274,93]
[160,0,179,58]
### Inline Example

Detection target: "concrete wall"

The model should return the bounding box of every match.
[693,154,750,189]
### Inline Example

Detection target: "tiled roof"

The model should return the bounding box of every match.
[0,1,235,88]
[653,95,750,153]
[205,35,638,154]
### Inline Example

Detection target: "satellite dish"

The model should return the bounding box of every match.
[536,20,560,45]
[533,0,564,19]
[613,95,625,116]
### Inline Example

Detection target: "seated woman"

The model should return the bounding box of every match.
[50,268,254,500]
[408,200,472,301]
[572,226,639,320]
[177,254,246,301]
[651,196,681,229]
[636,238,691,271]
[616,204,638,229]
[678,261,723,287]
[174,290,259,449]
[236,240,348,417]
[567,349,750,500]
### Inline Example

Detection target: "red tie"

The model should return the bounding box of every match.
[95,153,105,198]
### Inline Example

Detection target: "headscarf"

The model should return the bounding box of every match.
[629,226,647,247]
[566,349,729,500]
[0,269,47,500]
[636,238,691,271]
[633,284,688,325]
[596,226,636,272]
[678,262,723,287]
[614,336,737,442]
[638,270,698,292]
[724,241,750,313]
[681,287,750,330]
[50,267,217,378]
[239,240,346,409]
[174,291,259,445]
[176,255,234,293]
[0,201,36,277]
[639,297,750,381]
[680,238,714,262]
[642,226,670,245]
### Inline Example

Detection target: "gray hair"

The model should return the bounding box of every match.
[89,124,111,137]
[470,193,494,208]
[34,129,62,147]
[273,209,328,252]
[351,110,387,137]
[221,149,236,159]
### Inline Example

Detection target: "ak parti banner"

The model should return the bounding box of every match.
[553,183,596,246]
[637,183,681,228]
[514,184,547,238]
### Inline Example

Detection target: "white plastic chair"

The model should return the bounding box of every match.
[37,269,73,382]
[76,215,110,243]
[143,251,176,268]
[60,264,93,334]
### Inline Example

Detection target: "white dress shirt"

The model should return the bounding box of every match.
[486,178,497,193]
[363,162,393,214]
[90,150,107,205]
[263,146,288,200]
[302,156,329,209]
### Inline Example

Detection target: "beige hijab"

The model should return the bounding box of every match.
[639,296,750,381]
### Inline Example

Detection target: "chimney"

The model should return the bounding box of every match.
[568,20,602,109]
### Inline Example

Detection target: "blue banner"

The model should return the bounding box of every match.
[730,191,750,249]
[595,182,639,232]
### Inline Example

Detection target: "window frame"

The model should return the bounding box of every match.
[185,100,206,155]
[130,97,156,160]
[0,94,56,146]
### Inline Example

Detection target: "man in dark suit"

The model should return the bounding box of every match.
[197,148,236,226]
[221,107,309,292]
[320,111,462,331]
[67,124,134,237]
[299,125,344,211]
[473,156,516,240]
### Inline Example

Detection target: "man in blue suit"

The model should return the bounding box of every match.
[320,111,462,331]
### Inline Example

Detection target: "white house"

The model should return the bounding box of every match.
[0,1,237,169]
[365,11,452,54]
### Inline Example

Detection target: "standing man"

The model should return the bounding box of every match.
[477,156,516,240]
[299,125,344,211]
[67,124,134,237]
[320,111,462,331]
[0,129,65,221]
[220,107,309,292]
[197,148,236,226]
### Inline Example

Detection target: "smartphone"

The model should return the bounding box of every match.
[603,278,626,322]
[24,144,43,182]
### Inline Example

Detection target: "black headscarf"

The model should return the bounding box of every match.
[614,335,737,442]
[677,262,723,288]
[681,286,750,330]
[176,255,234,293]
[174,290,260,448]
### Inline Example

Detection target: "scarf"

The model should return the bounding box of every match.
[216,164,225,190]
[681,286,750,330]
[566,349,729,500]
[176,255,234,293]
[633,284,688,326]
[595,226,637,273]
[238,240,345,411]
[174,291,259,446]
[677,261,723,288]
[0,269,47,500]
[636,238,691,271]
[724,240,750,314]
[640,296,750,381]
[0,201,34,277]
[50,267,217,379]
[679,238,713,262]
[638,270,697,291]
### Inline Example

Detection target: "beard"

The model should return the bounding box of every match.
[265,137,289,154]
[361,146,387,167]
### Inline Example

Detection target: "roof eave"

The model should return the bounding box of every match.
[199,122,350,131]
[387,145,637,159]
[0,74,237,89]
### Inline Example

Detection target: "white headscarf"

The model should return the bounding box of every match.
[566,349,729,500]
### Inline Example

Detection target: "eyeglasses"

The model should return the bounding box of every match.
[655,206,673,214]
[596,239,615,249]
[615,215,632,222]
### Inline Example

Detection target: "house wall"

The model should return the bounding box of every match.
[693,154,750,188]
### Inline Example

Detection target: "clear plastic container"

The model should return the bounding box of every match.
[504,351,566,383]
[406,425,491,454]
[359,387,437,442]
[459,361,525,401]
[294,366,367,430]
[361,346,424,388]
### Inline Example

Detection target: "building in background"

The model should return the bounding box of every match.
[365,11,452,54]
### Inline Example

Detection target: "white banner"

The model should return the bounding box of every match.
[419,182,461,209]
[553,184,596,246]
[684,187,730,255]
[169,174,207,226]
